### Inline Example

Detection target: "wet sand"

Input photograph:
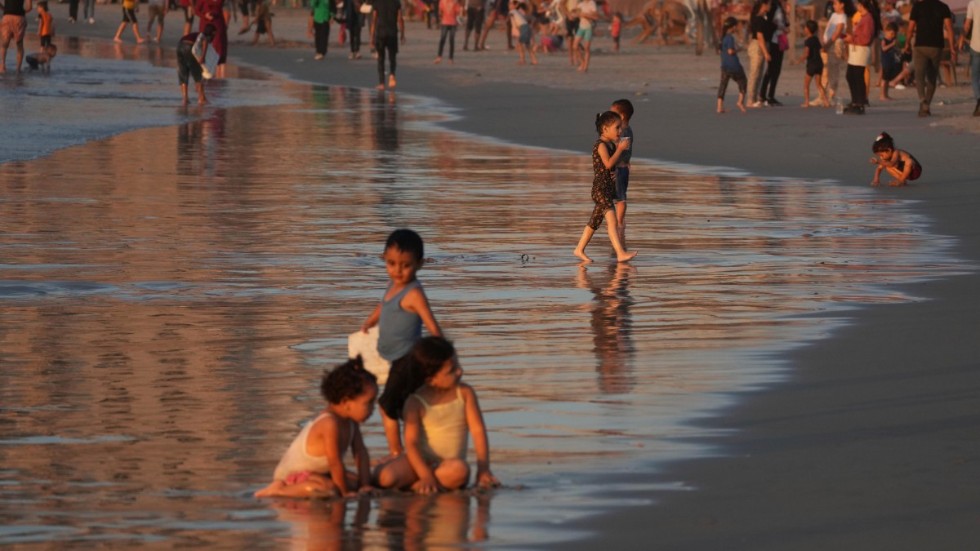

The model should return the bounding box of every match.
[33,5,980,548]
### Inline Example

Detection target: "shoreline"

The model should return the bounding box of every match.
[47,7,980,548]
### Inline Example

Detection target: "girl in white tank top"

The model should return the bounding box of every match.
[372,337,501,494]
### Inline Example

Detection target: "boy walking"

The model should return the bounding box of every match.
[371,0,404,90]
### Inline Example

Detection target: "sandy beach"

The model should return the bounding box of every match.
[14,4,980,548]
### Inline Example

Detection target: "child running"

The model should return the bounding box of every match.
[797,20,829,107]
[362,229,443,458]
[373,336,500,494]
[870,132,921,187]
[574,111,638,263]
[717,16,747,114]
[609,99,634,249]
[254,358,378,498]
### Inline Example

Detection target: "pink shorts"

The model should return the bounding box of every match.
[0,15,27,44]
[283,471,312,485]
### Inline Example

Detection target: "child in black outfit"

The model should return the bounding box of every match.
[798,20,829,107]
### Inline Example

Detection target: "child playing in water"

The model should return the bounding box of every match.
[870,132,921,187]
[362,229,443,458]
[373,337,500,494]
[25,44,56,71]
[797,20,829,107]
[176,24,215,105]
[717,16,747,114]
[609,98,634,249]
[573,111,637,263]
[254,357,378,498]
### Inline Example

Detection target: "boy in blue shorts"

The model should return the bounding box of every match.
[610,98,634,248]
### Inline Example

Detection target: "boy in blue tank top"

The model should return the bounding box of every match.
[361,229,443,458]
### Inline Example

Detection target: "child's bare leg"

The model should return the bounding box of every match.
[574,225,595,262]
[257,474,337,498]
[615,200,627,248]
[529,43,537,64]
[517,43,525,64]
[181,82,190,105]
[132,24,145,43]
[578,43,591,71]
[717,96,725,113]
[883,166,907,185]
[268,29,276,45]
[737,91,746,112]
[604,210,636,262]
[196,81,207,104]
[802,75,811,107]
[113,22,126,41]
[380,409,403,457]
[426,458,470,491]
[373,454,418,489]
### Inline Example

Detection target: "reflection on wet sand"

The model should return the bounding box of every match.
[0,83,962,547]
[269,493,490,550]
[577,263,636,394]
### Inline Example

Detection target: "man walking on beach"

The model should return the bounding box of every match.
[0,0,33,73]
[905,0,955,117]
[371,0,404,90]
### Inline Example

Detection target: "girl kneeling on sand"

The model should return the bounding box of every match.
[373,337,500,494]
[255,358,377,498]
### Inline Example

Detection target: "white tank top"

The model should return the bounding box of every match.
[272,412,352,480]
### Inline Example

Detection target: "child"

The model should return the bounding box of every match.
[573,111,637,263]
[434,0,461,63]
[879,22,900,100]
[251,0,275,45]
[113,0,146,43]
[308,0,332,60]
[509,0,536,65]
[176,24,215,105]
[610,11,622,53]
[254,358,378,498]
[797,20,829,107]
[37,1,54,48]
[362,229,443,458]
[609,98,634,248]
[717,16,748,114]
[870,132,921,187]
[373,337,501,494]
[25,44,57,71]
[572,0,598,72]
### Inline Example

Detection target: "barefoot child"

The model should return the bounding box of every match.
[373,337,501,494]
[176,24,215,105]
[879,23,900,100]
[870,132,921,187]
[798,20,829,107]
[717,16,748,113]
[251,0,275,45]
[254,358,378,498]
[610,99,634,248]
[362,229,443,458]
[36,1,54,48]
[509,0,537,65]
[25,43,56,71]
[574,112,638,263]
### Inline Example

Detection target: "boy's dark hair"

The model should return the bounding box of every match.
[885,21,898,32]
[805,19,818,34]
[872,132,895,153]
[723,16,738,32]
[321,356,378,405]
[385,229,424,262]
[611,98,634,120]
[38,1,49,9]
[595,111,622,135]
[377,337,456,420]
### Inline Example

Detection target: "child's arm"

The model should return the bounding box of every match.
[403,397,441,494]
[598,140,629,170]
[361,303,381,332]
[797,44,810,64]
[350,424,373,492]
[871,163,884,186]
[316,416,354,496]
[402,287,442,337]
[462,384,500,488]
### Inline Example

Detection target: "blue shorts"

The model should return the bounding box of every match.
[575,26,592,42]
[614,166,630,201]
[518,24,531,45]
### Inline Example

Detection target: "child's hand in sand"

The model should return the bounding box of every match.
[477,469,500,489]
[413,474,440,495]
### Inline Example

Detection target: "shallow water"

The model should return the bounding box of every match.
[0,50,966,548]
